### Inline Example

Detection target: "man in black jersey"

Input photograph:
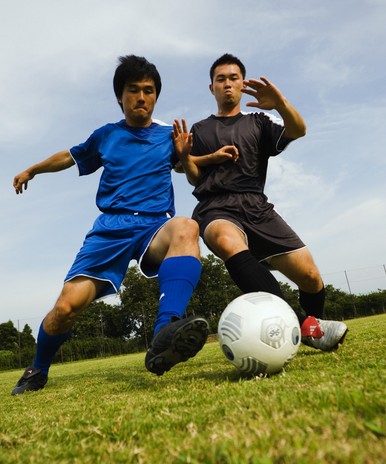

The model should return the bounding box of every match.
[174,53,347,351]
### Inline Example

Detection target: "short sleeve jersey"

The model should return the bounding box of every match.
[70,119,177,215]
[191,112,291,200]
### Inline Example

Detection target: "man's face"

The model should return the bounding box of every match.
[210,64,244,109]
[120,79,157,127]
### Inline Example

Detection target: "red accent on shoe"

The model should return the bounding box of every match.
[301,316,324,338]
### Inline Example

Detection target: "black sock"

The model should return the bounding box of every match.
[299,286,325,319]
[225,250,307,325]
[225,250,283,298]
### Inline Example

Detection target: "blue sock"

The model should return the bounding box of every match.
[33,322,71,375]
[153,256,202,334]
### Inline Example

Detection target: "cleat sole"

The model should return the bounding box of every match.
[146,318,209,376]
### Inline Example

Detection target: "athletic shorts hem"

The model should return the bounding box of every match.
[64,274,118,299]
[137,221,170,278]
[262,246,307,265]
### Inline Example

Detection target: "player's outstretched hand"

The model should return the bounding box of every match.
[172,119,193,160]
[13,170,34,194]
[242,77,285,111]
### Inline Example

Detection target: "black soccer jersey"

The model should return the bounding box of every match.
[191,112,292,200]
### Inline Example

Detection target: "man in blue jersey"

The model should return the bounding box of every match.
[11,55,208,395]
[175,53,347,352]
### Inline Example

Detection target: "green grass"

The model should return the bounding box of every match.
[1,314,385,464]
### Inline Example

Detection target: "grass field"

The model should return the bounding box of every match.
[1,314,385,463]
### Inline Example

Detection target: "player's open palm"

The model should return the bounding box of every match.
[242,77,285,111]
[172,118,193,160]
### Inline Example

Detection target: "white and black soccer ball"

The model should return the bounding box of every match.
[218,292,301,375]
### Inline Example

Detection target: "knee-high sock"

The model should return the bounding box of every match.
[225,250,307,325]
[153,256,202,334]
[225,250,283,297]
[33,322,71,375]
[299,286,325,319]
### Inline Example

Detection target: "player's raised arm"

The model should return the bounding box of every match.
[172,119,202,185]
[13,149,75,194]
[242,77,306,140]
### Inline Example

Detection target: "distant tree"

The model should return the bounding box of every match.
[355,290,386,317]
[188,254,242,331]
[72,301,111,339]
[17,324,36,367]
[100,302,130,339]
[279,282,301,312]
[0,321,18,352]
[324,285,361,320]
[19,324,35,348]
[0,351,15,371]
[119,265,160,348]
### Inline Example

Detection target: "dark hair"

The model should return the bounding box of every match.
[113,55,162,110]
[209,53,246,82]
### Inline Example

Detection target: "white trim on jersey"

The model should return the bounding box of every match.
[241,110,284,126]
[152,118,173,127]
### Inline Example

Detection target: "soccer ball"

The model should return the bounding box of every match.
[218,292,301,375]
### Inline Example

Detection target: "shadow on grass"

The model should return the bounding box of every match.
[297,349,326,357]
[44,346,330,393]
[59,363,245,392]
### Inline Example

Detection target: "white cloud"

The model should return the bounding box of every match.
[266,155,340,218]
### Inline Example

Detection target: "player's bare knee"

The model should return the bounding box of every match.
[52,298,80,325]
[300,268,323,292]
[210,233,243,260]
[172,217,199,242]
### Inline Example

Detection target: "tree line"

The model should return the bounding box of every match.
[1,254,385,370]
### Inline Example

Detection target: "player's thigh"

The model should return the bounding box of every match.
[145,217,200,263]
[269,248,322,289]
[57,277,107,313]
[204,219,248,260]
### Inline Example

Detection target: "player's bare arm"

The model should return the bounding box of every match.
[177,145,239,184]
[242,77,306,139]
[192,145,239,166]
[13,149,75,194]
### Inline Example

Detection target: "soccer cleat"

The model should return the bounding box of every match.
[145,316,209,376]
[11,366,48,396]
[301,316,324,339]
[302,319,348,352]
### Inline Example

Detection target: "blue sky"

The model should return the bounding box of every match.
[1,0,385,335]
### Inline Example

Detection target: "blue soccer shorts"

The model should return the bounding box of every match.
[65,212,171,298]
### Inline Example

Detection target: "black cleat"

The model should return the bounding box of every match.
[145,316,209,376]
[11,366,48,396]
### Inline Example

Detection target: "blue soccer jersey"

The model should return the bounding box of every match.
[70,119,177,215]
